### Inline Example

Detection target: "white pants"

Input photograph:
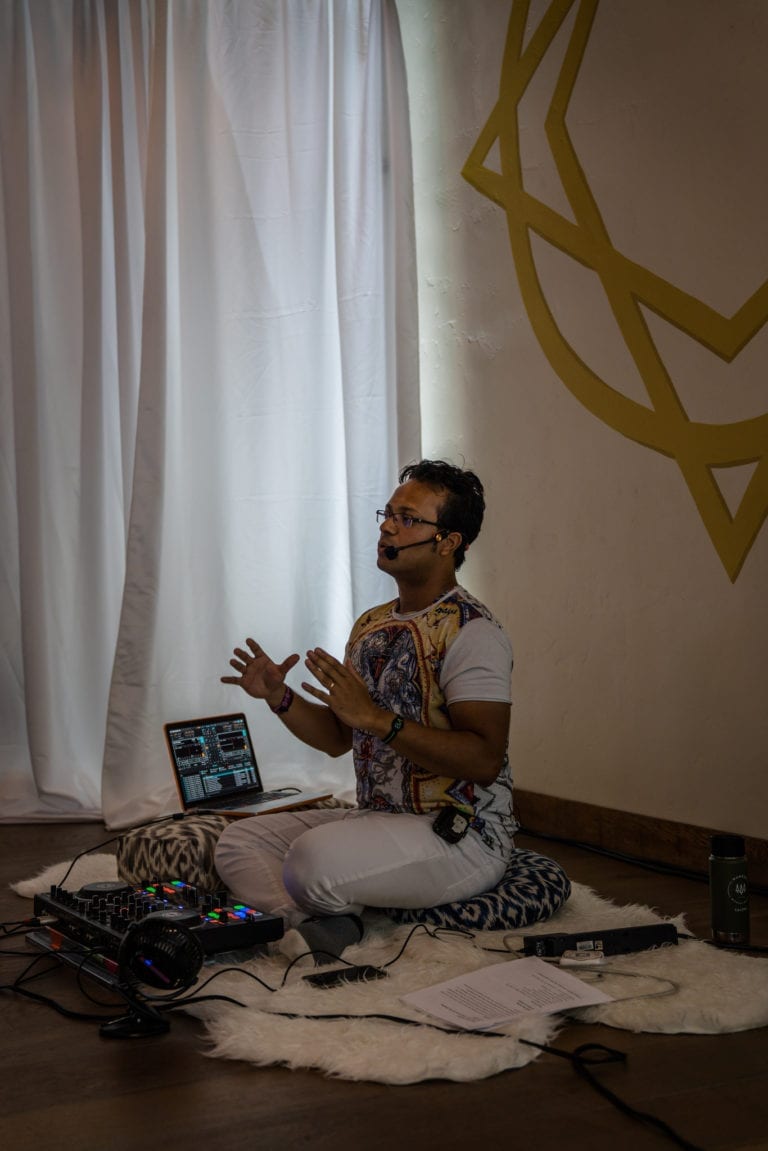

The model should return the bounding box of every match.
[214,808,507,927]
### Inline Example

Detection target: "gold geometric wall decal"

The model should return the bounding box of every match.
[462,0,768,581]
[710,462,760,519]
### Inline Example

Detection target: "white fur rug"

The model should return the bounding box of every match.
[13,855,768,1084]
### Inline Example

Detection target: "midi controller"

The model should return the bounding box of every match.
[28,879,283,989]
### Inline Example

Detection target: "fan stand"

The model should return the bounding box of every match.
[100,985,170,1039]
[99,918,205,1038]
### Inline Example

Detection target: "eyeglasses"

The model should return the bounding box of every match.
[376,509,441,530]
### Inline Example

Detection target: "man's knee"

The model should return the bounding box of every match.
[213,821,243,874]
[283,827,341,913]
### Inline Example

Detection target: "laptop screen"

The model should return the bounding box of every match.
[164,713,263,808]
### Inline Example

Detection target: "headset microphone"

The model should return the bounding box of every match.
[383,533,443,560]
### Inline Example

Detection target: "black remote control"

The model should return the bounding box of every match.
[303,964,388,988]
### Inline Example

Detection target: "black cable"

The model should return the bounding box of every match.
[518,825,768,898]
[530,1040,704,1151]
[141,964,279,1000]
[2,948,63,986]
[143,922,471,1002]
[159,992,250,1011]
[5,983,125,1022]
[381,923,474,968]
[2,951,124,1021]
[2,936,154,1031]
[1,917,44,935]
[53,811,193,888]
[74,964,133,1008]
[260,1006,702,1150]
[276,920,475,983]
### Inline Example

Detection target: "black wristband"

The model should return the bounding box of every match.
[381,714,404,744]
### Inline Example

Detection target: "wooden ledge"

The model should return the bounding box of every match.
[515,789,768,892]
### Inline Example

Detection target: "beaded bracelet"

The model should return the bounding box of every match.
[269,685,294,715]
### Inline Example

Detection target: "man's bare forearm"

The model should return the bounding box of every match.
[361,704,509,786]
[268,687,352,757]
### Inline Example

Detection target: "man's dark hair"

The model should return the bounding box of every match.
[398,459,485,570]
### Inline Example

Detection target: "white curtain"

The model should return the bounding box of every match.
[0,0,419,828]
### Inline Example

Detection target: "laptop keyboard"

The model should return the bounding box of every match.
[204,789,289,809]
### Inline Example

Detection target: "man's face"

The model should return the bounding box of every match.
[376,479,446,572]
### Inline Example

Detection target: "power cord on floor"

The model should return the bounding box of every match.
[517,825,768,898]
[255,1005,703,1151]
[520,1037,704,1151]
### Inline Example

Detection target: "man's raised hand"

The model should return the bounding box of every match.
[221,638,300,704]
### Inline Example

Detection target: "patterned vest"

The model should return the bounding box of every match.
[345,588,514,857]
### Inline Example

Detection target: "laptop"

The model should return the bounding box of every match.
[164,711,332,818]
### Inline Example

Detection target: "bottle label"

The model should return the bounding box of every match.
[727,872,749,909]
[710,858,750,940]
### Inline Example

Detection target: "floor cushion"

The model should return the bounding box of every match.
[117,814,233,892]
[116,799,351,893]
[383,847,572,930]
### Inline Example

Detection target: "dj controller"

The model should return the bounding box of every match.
[28,879,284,990]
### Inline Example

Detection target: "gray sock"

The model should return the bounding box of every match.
[280,913,364,966]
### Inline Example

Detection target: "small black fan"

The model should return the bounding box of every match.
[118,916,204,990]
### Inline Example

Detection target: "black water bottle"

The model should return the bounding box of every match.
[709,834,750,946]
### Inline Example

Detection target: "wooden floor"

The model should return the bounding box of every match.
[2,822,767,1151]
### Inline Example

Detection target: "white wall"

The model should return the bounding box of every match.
[397,0,768,838]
